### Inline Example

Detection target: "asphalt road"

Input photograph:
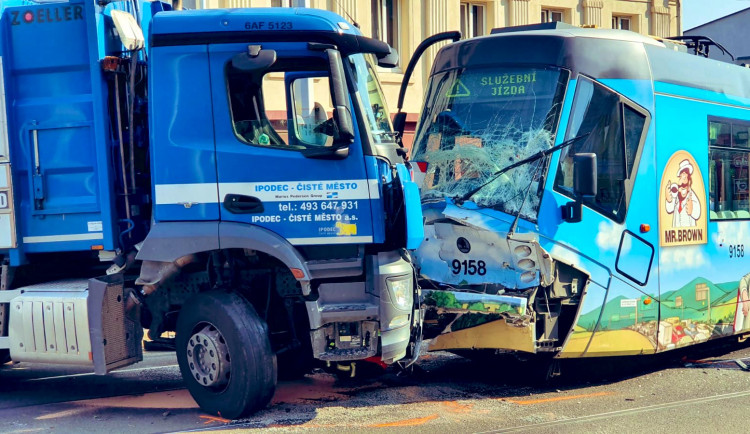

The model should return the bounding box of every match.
[2,339,750,433]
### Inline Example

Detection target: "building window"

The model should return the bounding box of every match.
[371,0,400,58]
[612,16,631,30]
[709,117,750,219]
[271,0,291,6]
[460,2,486,39]
[541,9,564,23]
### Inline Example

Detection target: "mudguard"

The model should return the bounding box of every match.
[136,221,312,294]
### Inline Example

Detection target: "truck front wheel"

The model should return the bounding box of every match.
[176,291,277,419]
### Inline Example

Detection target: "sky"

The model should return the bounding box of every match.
[682,0,750,30]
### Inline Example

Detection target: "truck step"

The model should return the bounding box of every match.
[307,258,363,279]
[319,303,378,322]
[315,347,375,361]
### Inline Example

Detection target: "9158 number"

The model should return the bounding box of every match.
[451,259,487,276]
[730,244,745,258]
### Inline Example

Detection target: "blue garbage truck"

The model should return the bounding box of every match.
[0,0,423,418]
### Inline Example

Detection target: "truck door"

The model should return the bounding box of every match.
[208,43,375,245]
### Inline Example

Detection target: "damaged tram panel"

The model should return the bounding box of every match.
[416,206,589,354]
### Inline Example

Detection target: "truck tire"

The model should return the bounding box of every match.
[176,291,277,419]
[277,302,314,380]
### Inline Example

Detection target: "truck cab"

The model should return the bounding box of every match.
[144,7,423,366]
[0,1,423,418]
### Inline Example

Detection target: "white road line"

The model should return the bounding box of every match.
[24,364,179,382]
[485,389,750,433]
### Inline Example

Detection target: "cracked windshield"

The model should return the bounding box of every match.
[412,66,569,220]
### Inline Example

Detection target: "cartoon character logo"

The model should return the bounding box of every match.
[659,151,707,247]
[665,159,701,228]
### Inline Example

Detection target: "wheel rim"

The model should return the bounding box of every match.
[186,323,231,389]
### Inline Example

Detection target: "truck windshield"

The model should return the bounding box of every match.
[347,54,396,144]
[412,66,568,220]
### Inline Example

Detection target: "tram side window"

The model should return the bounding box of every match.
[554,76,648,222]
[709,118,750,220]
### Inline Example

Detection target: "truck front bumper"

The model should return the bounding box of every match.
[306,250,414,363]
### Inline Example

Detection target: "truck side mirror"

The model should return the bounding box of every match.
[392,112,407,138]
[325,48,355,146]
[573,153,597,198]
[561,153,597,223]
[378,48,399,68]
[232,45,277,72]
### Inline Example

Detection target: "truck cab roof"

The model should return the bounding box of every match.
[149,7,391,57]
[151,7,357,36]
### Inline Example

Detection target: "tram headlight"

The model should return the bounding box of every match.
[520,271,536,283]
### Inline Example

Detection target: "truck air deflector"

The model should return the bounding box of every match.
[396,164,424,250]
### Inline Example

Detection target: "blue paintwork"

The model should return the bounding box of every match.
[364,156,386,243]
[1,0,118,259]
[396,163,425,250]
[150,8,357,37]
[149,43,219,222]
[0,2,420,265]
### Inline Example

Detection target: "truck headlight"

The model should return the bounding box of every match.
[386,276,413,310]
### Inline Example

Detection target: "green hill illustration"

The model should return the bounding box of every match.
[577,277,740,332]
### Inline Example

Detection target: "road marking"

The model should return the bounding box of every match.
[501,391,613,405]
[371,414,439,427]
[25,364,179,382]
[442,401,474,413]
[78,389,196,410]
[485,389,750,433]
[36,407,90,420]
[199,415,231,425]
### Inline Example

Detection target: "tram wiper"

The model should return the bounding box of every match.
[454,132,591,205]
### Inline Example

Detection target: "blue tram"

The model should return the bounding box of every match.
[409,23,750,358]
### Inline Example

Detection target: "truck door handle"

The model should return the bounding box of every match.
[223,194,264,214]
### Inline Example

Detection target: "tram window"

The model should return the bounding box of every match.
[709,120,732,146]
[708,117,750,219]
[554,76,648,222]
[735,127,750,148]
[625,106,646,173]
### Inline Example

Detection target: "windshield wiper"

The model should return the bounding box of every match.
[373,130,399,139]
[454,132,591,205]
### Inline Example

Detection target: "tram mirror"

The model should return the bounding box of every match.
[574,153,597,199]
